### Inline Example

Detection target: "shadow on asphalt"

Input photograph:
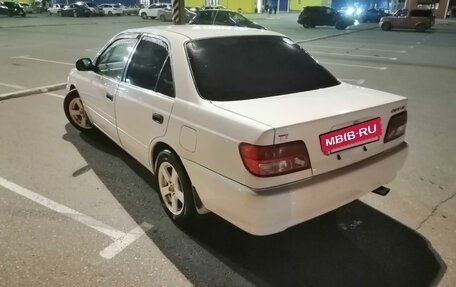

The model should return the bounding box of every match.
[63,125,446,287]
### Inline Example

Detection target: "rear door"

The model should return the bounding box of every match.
[115,35,175,165]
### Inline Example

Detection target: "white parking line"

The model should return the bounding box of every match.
[11,56,73,66]
[45,92,65,99]
[0,176,153,259]
[100,222,153,259]
[320,61,388,70]
[301,44,407,54]
[309,51,397,61]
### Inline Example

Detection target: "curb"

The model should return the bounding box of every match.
[0,83,67,101]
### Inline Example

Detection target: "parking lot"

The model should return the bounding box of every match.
[1,12,455,286]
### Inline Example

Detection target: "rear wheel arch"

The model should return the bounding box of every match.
[152,142,209,215]
[152,142,178,172]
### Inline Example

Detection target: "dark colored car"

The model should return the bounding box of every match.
[359,8,390,22]
[0,1,26,17]
[190,9,266,30]
[61,2,92,17]
[297,6,353,30]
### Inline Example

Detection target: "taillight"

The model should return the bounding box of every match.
[384,111,407,143]
[239,141,311,177]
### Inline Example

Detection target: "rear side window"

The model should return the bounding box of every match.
[125,37,172,95]
[186,36,339,101]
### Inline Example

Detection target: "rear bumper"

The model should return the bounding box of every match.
[183,142,408,235]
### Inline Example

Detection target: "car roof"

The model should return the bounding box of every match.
[125,25,279,40]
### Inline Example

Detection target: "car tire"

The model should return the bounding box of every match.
[155,150,196,225]
[335,22,347,30]
[57,11,61,16]
[63,90,94,132]
[416,23,426,32]
[141,12,147,19]
[381,22,392,31]
[108,11,113,16]
[302,22,311,28]
[22,12,26,17]
[160,14,165,22]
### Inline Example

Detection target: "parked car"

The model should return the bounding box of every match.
[380,9,434,32]
[186,6,200,13]
[85,2,104,16]
[298,6,354,29]
[359,8,390,22]
[64,26,408,235]
[60,3,91,17]
[48,3,63,15]
[19,2,33,13]
[98,3,122,16]
[0,1,26,17]
[157,6,195,22]
[190,9,266,29]
[121,4,140,15]
[139,2,169,19]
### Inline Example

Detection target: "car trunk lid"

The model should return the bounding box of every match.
[212,83,407,176]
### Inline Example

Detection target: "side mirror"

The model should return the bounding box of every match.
[75,58,98,72]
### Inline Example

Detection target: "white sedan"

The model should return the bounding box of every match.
[139,3,169,19]
[64,26,408,235]
[98,3,122,16]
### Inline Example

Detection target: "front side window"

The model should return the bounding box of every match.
[186,36,339,101]
[96,38,137,80]
[229,12,248,24]
[214,11,231,25]
[125,37,172,96]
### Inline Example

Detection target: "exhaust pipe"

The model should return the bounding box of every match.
[372,186,390,196]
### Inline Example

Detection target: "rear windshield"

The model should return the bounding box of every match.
[186,36,339,101]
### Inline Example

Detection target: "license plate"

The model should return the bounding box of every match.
[320,117,382,153]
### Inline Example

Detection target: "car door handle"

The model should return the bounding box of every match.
[106,93,113,101]
[152,113,164,124]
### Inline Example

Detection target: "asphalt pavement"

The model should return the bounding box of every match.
[0,12,455,287]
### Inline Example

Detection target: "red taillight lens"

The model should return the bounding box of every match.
[383,111,407,143]
[239,141,311,177]
[384,111,407,143]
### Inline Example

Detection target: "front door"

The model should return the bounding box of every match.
[115,36,175,166]
[79,37,137,142]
